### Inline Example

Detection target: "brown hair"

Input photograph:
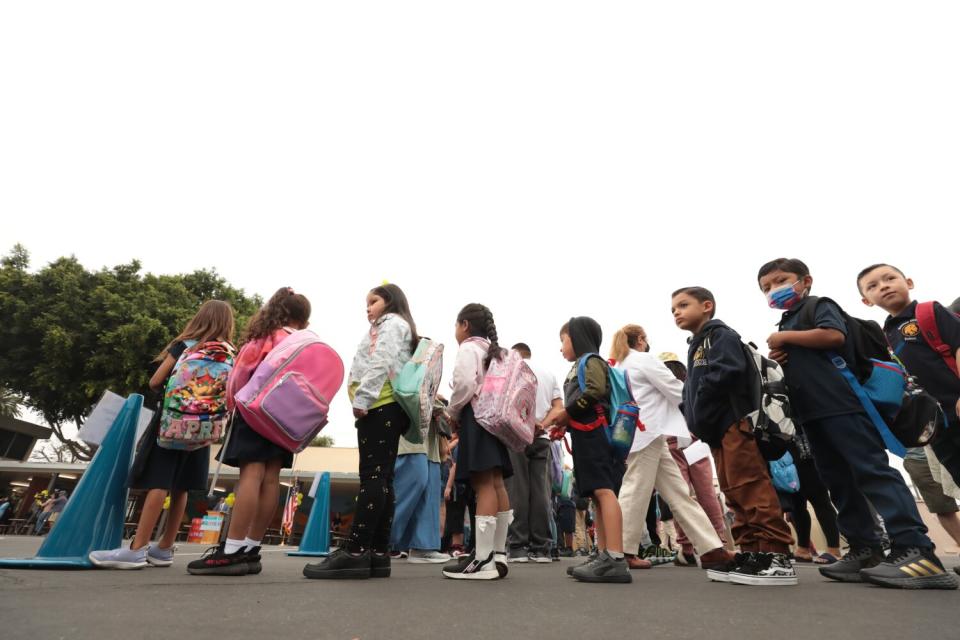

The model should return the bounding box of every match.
[243,288,311,342]
[609,325,646,363]
[157,300,236,361]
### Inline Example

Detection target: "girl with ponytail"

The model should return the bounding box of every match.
[441,303,513,580]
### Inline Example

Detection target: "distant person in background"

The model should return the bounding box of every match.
[0,496,10,523]
[949,298,960,315]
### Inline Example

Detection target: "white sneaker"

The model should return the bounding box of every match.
[407,549,451,564]
[89,546,149,570]
[442,552,500,580]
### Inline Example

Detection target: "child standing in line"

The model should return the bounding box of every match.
[187,289,309,576]
[758,258,956,590]
[543,316,631,584]
[304,284,417,580]
[672,287,796,586]
[857,264,960,487]
[91,300,236,570]
[441,303,513,580]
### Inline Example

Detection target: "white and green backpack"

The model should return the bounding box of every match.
[394,338,444,444]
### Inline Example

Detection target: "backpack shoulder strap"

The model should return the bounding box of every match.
[917,302,959,376]
[576,353,603,391]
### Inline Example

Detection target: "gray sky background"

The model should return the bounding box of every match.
[3,2,959,458]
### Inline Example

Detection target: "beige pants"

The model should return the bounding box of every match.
[620,436,723,555]
[573,509,589,551]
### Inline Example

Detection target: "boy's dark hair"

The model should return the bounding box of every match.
[950,297,960,315]
[671,286,717,319]
[855,263,906,294]
[457,303,504,368]
[511,342,532,358]
[757,258,810,282]
[370,284,420,350]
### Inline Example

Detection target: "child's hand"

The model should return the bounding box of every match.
[445,412,460,432]
[353,407,368,419]
[549,425,567,440]
[767,332,789,350]
[769,348,789,365]
[444,487,452,501]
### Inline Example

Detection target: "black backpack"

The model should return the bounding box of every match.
[795,296,889,382]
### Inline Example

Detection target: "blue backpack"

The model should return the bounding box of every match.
[769,451,800,493]
[576,354,640,460]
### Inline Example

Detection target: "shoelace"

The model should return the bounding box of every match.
[885,547,919,565]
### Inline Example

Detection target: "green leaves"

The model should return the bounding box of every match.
[0,246,263,458]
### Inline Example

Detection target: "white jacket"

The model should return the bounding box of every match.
[348,313,413,410]
[619,349,691,453]
[447,337,489,421]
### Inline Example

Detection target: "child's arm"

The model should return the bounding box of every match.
[565,358,608,418]
[444,464,456,500]
[768,299,846,361]
[694,330,746,411]
[446,344,483,423]
[149,354,177,392]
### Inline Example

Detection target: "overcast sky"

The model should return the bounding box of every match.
[3,2,959,459]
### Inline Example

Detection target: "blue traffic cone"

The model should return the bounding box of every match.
[287,472,330,557]
[0,394,143,569]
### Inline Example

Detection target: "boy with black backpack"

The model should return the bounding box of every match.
[671,287,795,586]
[858,263,960,489]
[757,258,957,590]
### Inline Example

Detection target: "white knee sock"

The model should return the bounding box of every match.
[243,537,261,551]
[494,510,514,554]
[224,538,245,554]
[475,516,498,562]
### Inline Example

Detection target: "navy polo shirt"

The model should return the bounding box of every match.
[884,301,960,427]
[778,297,864,424]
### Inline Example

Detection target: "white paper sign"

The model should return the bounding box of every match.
[77,390,154,447]
[683,440,711,466]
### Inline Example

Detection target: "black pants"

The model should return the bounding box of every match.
[347,403,407,553]
[506,438,552,551]
[792,456,841,549]
[805,412,930,550]
[645,494,661,546]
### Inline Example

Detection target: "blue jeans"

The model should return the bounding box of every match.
[390,454,441,551]
[804,412,931,550]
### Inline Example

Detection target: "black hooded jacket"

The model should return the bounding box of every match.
[563,317,610,424]
[681,319,751,447]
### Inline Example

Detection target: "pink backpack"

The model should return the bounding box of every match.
[473,349,538,452]
[233,329,345,452]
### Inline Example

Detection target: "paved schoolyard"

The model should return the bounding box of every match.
[1,536,957,640]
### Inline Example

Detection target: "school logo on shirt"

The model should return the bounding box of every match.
[899,320,920,341]
[693,345,707,367]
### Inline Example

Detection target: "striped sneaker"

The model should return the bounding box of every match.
[442,551,499,580]
[860,547,959,590]
[641,544,677,566]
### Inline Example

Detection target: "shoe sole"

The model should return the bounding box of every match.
[407,557,450,564]
[507,558,529,563]
[187,564,249,576]
[302,567,371,579]
[530,558,552,564]
[861,572,959,590]
[442,569,500,580]
[706,570,731,583]
[371,567,391,578]
[819,569,864,583]
[145,557,173,568]
[247,561,262,575]
[572,573,632,584]
[89,558,148,570]
[728,573,798,586]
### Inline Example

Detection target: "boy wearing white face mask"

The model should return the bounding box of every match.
[758,258,956,591]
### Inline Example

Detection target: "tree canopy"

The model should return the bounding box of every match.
[0,244,262,459]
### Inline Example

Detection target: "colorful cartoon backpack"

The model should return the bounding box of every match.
[394,338,444,444]
[158,340,235,451]
[473,348,538,452]
[575,355,640,461]
[234,329,345,453]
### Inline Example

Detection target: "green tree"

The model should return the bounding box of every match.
[0,387,21,418]
[309,434,335,447]
[0,245,262,460]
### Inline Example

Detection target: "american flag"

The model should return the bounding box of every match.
[281,484,298,537]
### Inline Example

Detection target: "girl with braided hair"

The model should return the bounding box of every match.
[441,303,514,580]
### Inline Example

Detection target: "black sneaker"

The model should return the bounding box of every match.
[244,546,262,575]
[371,551,391,578]
[860,547,959,590]
[729,553,798,586]
[551,547,560,562]
[706,552,750,583]
[571,551,632,584]
[444,552,507,578]
[187,543,249,576]
[567,552,598,577]
[302,548,372,580]
[442,551,499,580]
[819,547,884,583]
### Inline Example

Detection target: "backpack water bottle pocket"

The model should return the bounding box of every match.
[260,372,330,443]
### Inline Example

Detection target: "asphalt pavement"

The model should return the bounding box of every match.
[1,537,957,640]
